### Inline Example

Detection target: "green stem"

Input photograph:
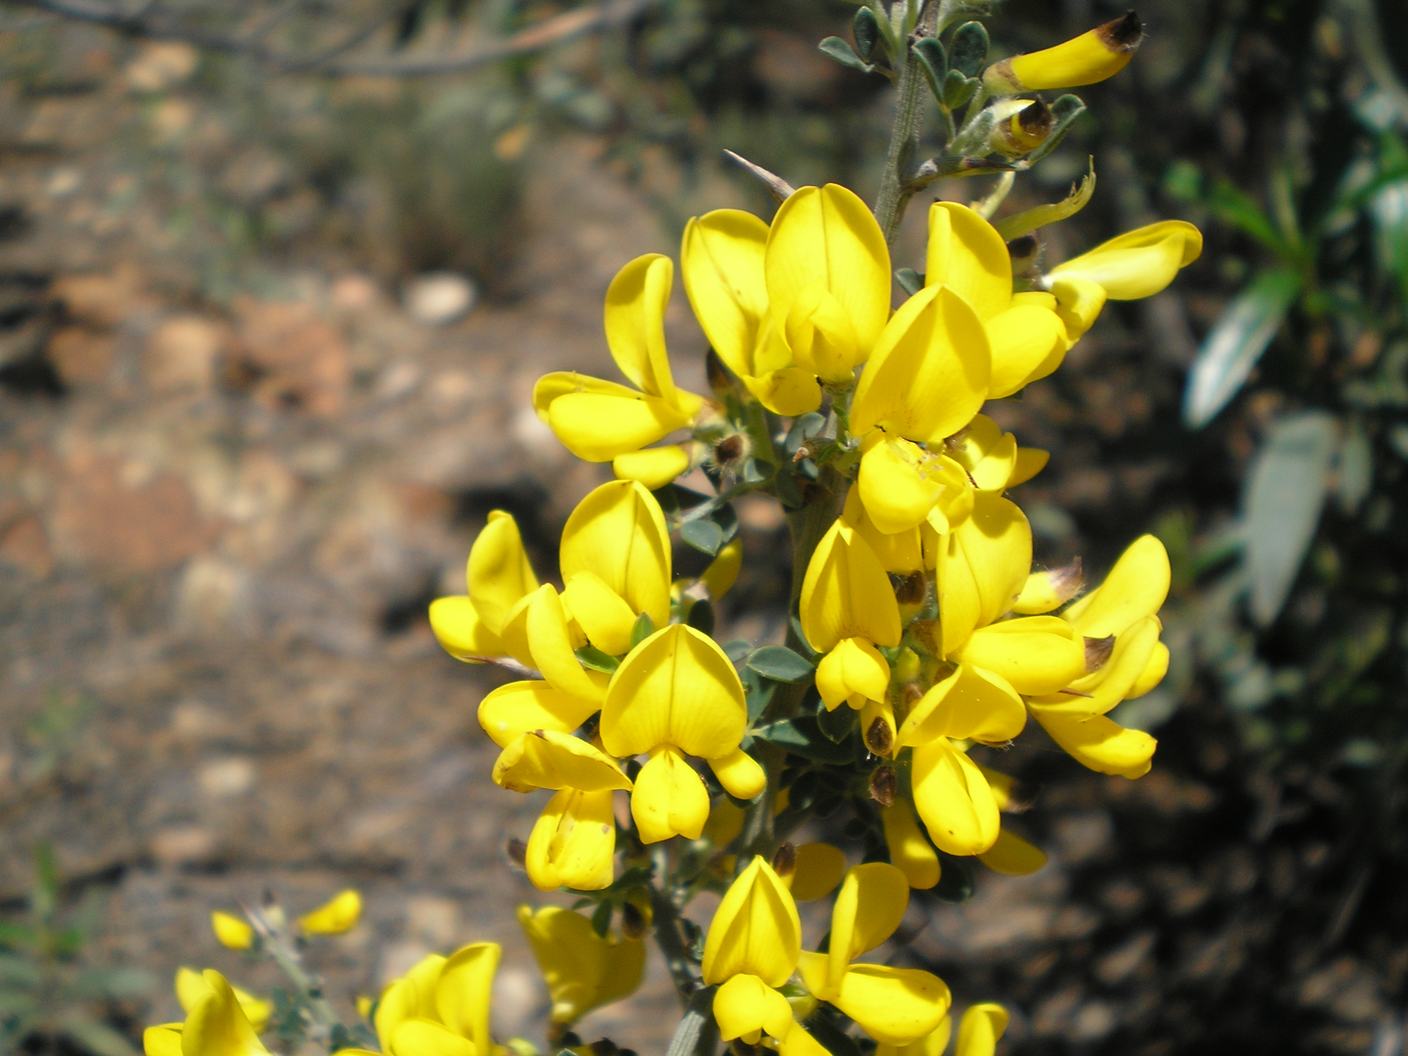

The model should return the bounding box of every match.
[872,1,940,244]
[649,885,701,1005]
[247,907,342,1042]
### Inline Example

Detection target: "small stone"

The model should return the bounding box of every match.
[233,299,350,416]
[174,557,255,635]
[404,895,460,942]
[198,757,255,798]
[330,273,383,312]
[0,514,53,578]
[125,42,200,92]
[144,315,227,394]
[404,273,478,327]
[151,824,216,865]
[46,168,81,197]
[46,327,115,384]
[51,269,143,329]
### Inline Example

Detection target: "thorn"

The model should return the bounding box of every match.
[722,149,796,202]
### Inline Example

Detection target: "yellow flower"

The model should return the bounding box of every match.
[175,967,271,1034]
[877,1002,1009,1056]
[428,509,539,664]
[298,888,361,936]
[775,842,848,902]
[849,283,990,535]
[516,906,645,1024]
[1025,535,1171,778]
[373,943,500,1056]
[524,787,618,891]
[925,203,1066,399]
[1046,220,1203,343]
[146,970,269,1056]
[601,625,764,843]
[796,863,951,1046]
[533,253,704,471]
[983,12,1144,93]
[702,857,802,1046]
[209,910,253,951]
[881,799,941,890]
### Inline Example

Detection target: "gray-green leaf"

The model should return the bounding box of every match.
[1184,267,1302,428]
[1243,411,1338,626]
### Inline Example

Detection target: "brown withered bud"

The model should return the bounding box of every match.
[792,445,812,463]
[869,765,898,808]
[902,681,925,709]
[1008,234,1041,272]
[705,348,733,398]
[1101,10,1145,50]
[1052,556,1085,601]
[991,98,1056,155]
[865,716,895,757]
[506,837,528,868]
[715,434,745,465]
[891,571,928,607]
[1084,635,1116,672]
[771,841,798,878]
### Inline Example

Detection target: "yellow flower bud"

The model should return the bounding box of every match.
[984,12,1144,94]
[297,889,362,936]
[209,910,253,951]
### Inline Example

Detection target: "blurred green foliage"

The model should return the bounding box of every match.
[0,847,152,1056]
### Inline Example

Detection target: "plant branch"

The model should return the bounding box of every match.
[872,0,940,244]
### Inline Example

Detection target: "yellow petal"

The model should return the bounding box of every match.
[911,739,1000,856]
[957,615,1087,695]
[1026,706,1156,778]
[708,747,766,801]
[601,624,746,760]
[613,444,691,490]
[986,302,1066,397]
[782,285,865,383]
[1011,562,1084,616]
[526,787,617,891]
[1050,220,1203,300]
[517,906,645,1025]
[924,202,1011,321]
[787,842,847,902]
[934,494,1033,657]
[560,480,672,631]
[493,729,631,793]
[800,521,902,653]
[433,942,500,1053]
[852,285,990,444]
[956,1002,1009,1056]
[700,538,743,600]
[428,596,504,662]
[681,210,769,380]
[545,387,693,462]
[1058,615,1163,712]
[297,889,362,936]
[701,856,802,987]
[898,663,1026,748]
[741,365,823,416]
[797,955,951,1047]
[984,13,1143,93]
[477,679,598,750]
[144,1024,184,1056]
[1129,639,1170,698]
[713,974,795,1043]
[1063,534,1170,637]
[175,969,272,1034]
[876,1016,952,1056]
[1009,445,1049,486]
[524,584,604,703]
[816,637,891,711]
[630,746,710,843]
[374,955,446,1048]
[947,416,1018,493]
[858,434,972,536]
[766,184,890,366]
[466,509,539,633]
[978,828,1048,876]
[1049,275,1107,343]
[781,1024,835,1056]
[826,863,909,988]
[182,971,269,1056]
[560,571,637,658]
[388,1019,474,1056]
[882,801,941,890]
[841,486,925,574]
[604,254,680,399]
[209,911,253,951]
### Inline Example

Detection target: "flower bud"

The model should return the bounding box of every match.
[987,98,1055,157]
[983,12,1143,94]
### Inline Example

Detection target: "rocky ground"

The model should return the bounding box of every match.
[1,27,1402,1056]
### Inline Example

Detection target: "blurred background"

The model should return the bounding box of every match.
[1,0,1406,1053]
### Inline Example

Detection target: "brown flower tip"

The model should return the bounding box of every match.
[1100,11,1145,52]
[869,765,898,808]
[865,716,895,756]
[1085,634,1116,672]
[770,841,798,877]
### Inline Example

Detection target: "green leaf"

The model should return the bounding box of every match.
[747,646,815,684]
[743,669,778,725]
[1207,181,1287,255]
[629,612,656,649]
[784,413,826,455]
[1242,411,1338,626]
[0,921,38,949]
[1183,268,1301,428]
[68,966,155,1001]
[852,6,881,62]
[948,21,988,77]
[1370,175,1408,300]
[1335,419,1373,514]
[685,598,715,636]
[818,36,874,74]
[0,952,41,986]
[665,986,721,1056]
[933,854,976,902]
[752,718,857,763]
[816,702,855,743]
[894,267,924,296]
[941,69,977,111]
[589,900,613,938]
[680,518,725,556]
[914,37,947,100]
[994,158,1096,241]
[61,1016,138,1056]
[575,645,620,674]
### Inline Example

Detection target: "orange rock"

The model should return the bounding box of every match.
[46,327,115,385]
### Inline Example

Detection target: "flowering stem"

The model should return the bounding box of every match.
[243,903,343,1044]
[649,884,702,1004]
[872,0,939,244]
